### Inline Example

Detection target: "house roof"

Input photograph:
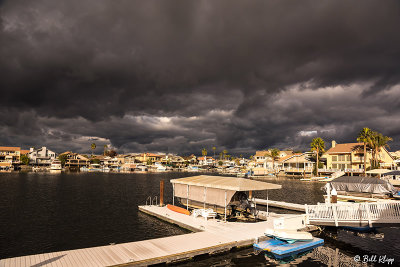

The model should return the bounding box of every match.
[197,156,214,161]
[255,151,269,157]
[280,150,294,155]
[0,146,20,151]
[278,154,299,162]
[171,175,282,191]
[20,150,30,155]
[326,143,363,154]
[144,153,163,157]
[280,153,312,163]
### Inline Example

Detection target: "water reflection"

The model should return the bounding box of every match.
[1,172,399,266]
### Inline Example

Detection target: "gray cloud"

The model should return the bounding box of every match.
[1,0,400,154]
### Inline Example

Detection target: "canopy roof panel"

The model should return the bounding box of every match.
[366,169,391,174]
[171,175,282,191]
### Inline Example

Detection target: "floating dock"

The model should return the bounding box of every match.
[0,205,314,267]
[254,237,324,259]
[254,198,306,212]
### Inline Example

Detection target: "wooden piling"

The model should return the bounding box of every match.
[160,180,164,206]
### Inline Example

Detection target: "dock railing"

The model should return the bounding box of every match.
[305,202,400,227]
[145,196,159,206]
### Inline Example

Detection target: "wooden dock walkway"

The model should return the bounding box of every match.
[0,205,310,267]
[254,198,306,212]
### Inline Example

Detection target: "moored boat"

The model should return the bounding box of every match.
[265,228,313,243]
[50,159,62,171]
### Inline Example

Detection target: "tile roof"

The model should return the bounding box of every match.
[255,151,269,157]
[326,142,363,153]
[0,146,21,151]
[278,153,303,162]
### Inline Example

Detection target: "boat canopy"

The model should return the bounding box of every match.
[171,175,281,208]
[381,170,400,176]
[171,175,282,191]
[327,176,396,195]
[365,169,391,175]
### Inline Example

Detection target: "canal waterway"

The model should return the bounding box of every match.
[0,172,399,266]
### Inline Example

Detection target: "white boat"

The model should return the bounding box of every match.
[88,164,102,172]
[50,160,62,171]
[265,228,313,243]
[135,165,148,173]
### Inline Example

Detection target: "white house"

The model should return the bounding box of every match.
[28,147,57,166]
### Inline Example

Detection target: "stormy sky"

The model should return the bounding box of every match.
[1,0,400,155]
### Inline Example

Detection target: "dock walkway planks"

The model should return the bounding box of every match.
[254,198,306,211]
[0,205,308,267]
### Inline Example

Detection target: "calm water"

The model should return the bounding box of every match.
[0,172,399,266]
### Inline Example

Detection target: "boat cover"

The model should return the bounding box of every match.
[172,175,281,207]
[382,170,400,176]
[327,176,396,195]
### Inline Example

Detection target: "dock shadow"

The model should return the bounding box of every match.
[31,254,66,267]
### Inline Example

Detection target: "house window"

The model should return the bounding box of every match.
[338,155,345,161]
[332,164,337,169]
[332,156,337,162]
[346,155,351,161]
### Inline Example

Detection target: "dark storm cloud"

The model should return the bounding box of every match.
[1,0,400,153]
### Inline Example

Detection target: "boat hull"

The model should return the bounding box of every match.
[265,229,313,244]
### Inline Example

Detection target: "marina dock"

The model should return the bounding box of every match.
[254,198,306,211]
[0,205,312,267]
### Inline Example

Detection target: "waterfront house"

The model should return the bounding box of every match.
[322,140,395,174]
[161,154,186,167]
[182,154,198,164]
[59,151,90,169]
[197,156,214,166]
[0,146,20,170]
[254,150,294,169]
[28,147,57,166]
[136,153,164,163]
[280,152,314,174]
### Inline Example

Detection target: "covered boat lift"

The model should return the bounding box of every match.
[170,175,282,221]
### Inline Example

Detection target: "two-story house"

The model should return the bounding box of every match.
[0,146,21,170]
[28,147,57,166]
[323,140,395,173]
[59,151,90,169]
[280,152,314,174]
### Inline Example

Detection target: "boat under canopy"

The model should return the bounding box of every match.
[327,176,396,195]
[381,170,400,177]
[170,175,282,220]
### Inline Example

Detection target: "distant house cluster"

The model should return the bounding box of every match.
[1,140,399,174]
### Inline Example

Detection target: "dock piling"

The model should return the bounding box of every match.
[160,179,164,206]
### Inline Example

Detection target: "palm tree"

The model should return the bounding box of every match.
[91,143,96,157]
[370,132,392,168]
[357,127,372,176]
[103,144,108,156]
[212,146,216,165]
[202,148,207,164]
[310,137,325,176]
[223,149,228,160]
[266,148,280,172]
